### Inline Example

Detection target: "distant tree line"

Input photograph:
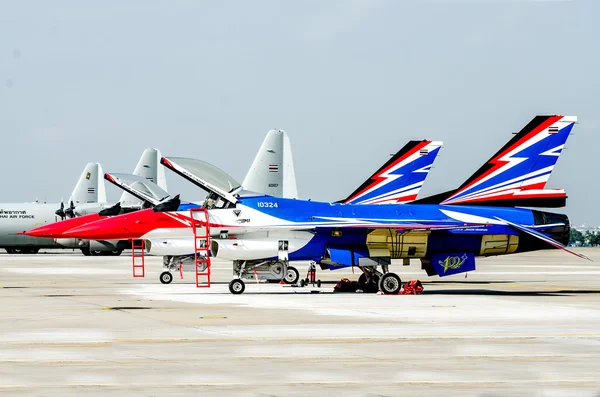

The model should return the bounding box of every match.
[569,229,600,247]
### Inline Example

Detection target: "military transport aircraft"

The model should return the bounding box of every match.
[2,148,166,255]
[0,162,105,254]
[50,115,582,294]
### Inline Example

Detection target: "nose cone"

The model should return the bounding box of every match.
[25,213,103,238]
[62,208,160,240]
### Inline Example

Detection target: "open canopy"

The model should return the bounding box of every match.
[105,173,170,207]
[163,157,241,193]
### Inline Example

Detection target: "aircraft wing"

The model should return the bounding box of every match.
[104,173,169,207]
[221,219,489,233]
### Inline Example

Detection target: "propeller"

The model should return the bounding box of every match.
[64,200,76,218]
[55,200,66,220]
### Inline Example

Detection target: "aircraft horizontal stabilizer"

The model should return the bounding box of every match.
[496,217,591,261]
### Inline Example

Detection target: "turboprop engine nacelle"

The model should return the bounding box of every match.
[54,238,79,248]
[210,233,313,261]
[88,240,120,252]
[145,238,195,256]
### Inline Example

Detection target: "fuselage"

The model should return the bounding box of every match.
[0,202,113,250]
[56,195,569,266]
[0,203,63,248]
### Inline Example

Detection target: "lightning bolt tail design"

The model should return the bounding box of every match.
[415,115,576,208]
[340,140,443,205]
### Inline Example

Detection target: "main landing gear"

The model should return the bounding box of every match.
[284,266,300,284]
[6,248,40,254]
[357,265,402,295]
[80,248,123,257]
[378,272,402,295]
[229,260,299,294]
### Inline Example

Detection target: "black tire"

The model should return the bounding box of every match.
[379,273,402,295]
[27,248,40,254]
[90,250,103,256]
[5,248,14,254]
[81,248,92,256]
[358,273,380,293]
[284,266,300,284]
[229,279,245,294]
[300,279,306,287]
[317,280,321,288]
[109,250,123,256]
[160,271,173,285]
[12,248,24,254]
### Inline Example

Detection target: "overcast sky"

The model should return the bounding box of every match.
[1,0,598,226]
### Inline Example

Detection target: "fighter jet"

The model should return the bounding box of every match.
[55,115,585,294]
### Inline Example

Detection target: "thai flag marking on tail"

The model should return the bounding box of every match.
[441,115,576,205]
[87,188,95,194]
[268,164,279,173]
[342,140,443,205]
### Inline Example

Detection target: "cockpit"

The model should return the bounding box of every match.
[160,157,242,210]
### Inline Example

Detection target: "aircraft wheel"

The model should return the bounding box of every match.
[229,279,245,294]
[109,250,123,256]
[159,271,173,285]
[300,279,306,287]
[5,248,14,254]
[317,280,321,288]
[81,248,91,256]
[27,248,39,254]
[379,272,402,295]
[284,266,300,284]
[12,248,24,254]
[90,250,103,256]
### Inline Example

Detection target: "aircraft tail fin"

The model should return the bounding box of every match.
[416,115,576,207]
[242,129,298,198]
[340,140,443,204]
[68,162,107,206]
[120,148,167,206]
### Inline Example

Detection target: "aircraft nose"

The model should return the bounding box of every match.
[62,221,125,240]
[24,213,103,238]
[25,224,63,238]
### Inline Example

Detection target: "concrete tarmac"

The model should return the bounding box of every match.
[1,249,600,396]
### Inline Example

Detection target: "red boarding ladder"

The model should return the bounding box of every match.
[131,239,145,277]
[190,208,211,288]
